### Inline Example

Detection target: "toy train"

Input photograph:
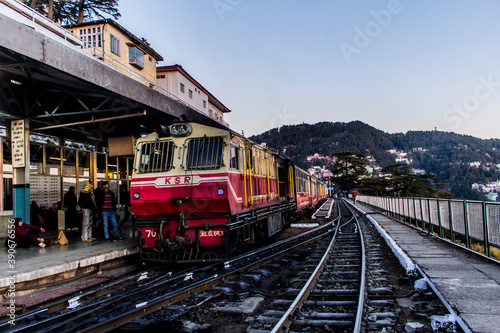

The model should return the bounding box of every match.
[130,121,327,263]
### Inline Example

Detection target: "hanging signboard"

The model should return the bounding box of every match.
[11,120,25,168]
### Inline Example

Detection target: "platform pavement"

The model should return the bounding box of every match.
[353,201,500,333]
[0,222,139,288]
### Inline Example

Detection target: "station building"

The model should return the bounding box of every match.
[156,65,231,127]
[0,5,231,237]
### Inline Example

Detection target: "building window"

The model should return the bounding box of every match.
[180,83,185,93]
[110,35,120,56]
[80,26,101,49]
[203,100,207,108]
[188,89,193,99]
[128,47,144,69]
[156,74,165,79]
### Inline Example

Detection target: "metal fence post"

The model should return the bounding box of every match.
[402,197,406,223]
[419,198,425,230]
[449,200,455,242]
[437,199,443,237]
[482,201,491,257]
[463,200,470,248]
[389,198,394,218]
[413,199,417,227]
[397,197,402,221]
[427,198,433,235]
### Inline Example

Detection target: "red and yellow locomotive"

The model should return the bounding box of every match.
[131,122,327,263]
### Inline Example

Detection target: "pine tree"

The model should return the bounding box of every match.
[23,0,120,24]
[331,151,369,191]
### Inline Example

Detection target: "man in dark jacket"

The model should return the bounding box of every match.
[96,181,122,242]
[64,186,79,229]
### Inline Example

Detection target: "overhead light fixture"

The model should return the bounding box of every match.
[10,79,22,85]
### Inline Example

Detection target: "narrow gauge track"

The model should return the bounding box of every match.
[4,203,338,333]
[247,199,365,333]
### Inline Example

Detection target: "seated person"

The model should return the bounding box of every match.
[14,217,46,248]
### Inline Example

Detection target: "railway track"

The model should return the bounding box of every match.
[248,199,365,332]
[2,198,460,332]
[1,201,338,332]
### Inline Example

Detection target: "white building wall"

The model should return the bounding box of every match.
[157,71,209,116]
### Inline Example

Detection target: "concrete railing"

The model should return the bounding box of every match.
[0,0,82,46]
[358,195,500,258]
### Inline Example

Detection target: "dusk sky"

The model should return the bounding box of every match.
[118,0,500,139]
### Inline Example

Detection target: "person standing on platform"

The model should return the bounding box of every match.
[78,180,96,242]
[64,186,79,230]
[352,189,358,204]
[14,217,46,248]
[97,181,122,242]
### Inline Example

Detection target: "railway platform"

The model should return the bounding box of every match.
[0,221,139,289]
[351,201,500,333]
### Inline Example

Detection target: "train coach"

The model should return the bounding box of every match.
[130,121,327,263]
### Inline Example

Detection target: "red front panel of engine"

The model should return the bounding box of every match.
[139,216,228,249]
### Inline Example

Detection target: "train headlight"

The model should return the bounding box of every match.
[176,199,183,206]
[169,123,192,137]
[133,193,140,200]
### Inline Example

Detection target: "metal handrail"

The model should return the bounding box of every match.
[358,195,500,257]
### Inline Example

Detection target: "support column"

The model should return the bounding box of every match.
[12,120,30,224]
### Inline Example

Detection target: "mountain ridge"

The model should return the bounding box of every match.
[250,121,500,200]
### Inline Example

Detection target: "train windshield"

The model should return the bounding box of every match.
[185,136,224,170]
[136,140,175,173]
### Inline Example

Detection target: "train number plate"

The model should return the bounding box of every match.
[140,228,159,248]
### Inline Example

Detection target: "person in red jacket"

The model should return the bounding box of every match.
[352,189,358,204]
[14,217,46,248]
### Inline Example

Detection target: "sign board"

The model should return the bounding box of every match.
[11,120,25,168]
[108,136,135,157]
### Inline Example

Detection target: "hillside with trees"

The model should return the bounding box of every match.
[250,121,500,200]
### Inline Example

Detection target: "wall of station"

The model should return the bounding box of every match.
[0,133,133,238]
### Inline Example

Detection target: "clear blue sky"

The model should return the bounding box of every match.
[117,0,500,139]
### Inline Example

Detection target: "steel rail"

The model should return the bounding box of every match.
[311,198,333,220]
[343,199,367,333]
[270,226,339,333]
[80,226,337,333]
[414,264,473,333]
[13,218,337,333]
[270,199,367,333]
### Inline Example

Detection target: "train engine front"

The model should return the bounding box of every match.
[131,122,244,263]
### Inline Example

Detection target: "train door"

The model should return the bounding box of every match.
[275,158,288,201]
[242,144,253,207]
[289,163,296,202]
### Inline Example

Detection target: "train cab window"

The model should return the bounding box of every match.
[186,136,224,170]
[136,140,175,173]
[230,145,240,170]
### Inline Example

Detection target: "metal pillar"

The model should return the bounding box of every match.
[437,199,443,237]
[449,200,455,242]
[12,119,30,224]
[482,202,491,257]
[463,200,471,248]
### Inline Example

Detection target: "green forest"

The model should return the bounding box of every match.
[250,121,500,200]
